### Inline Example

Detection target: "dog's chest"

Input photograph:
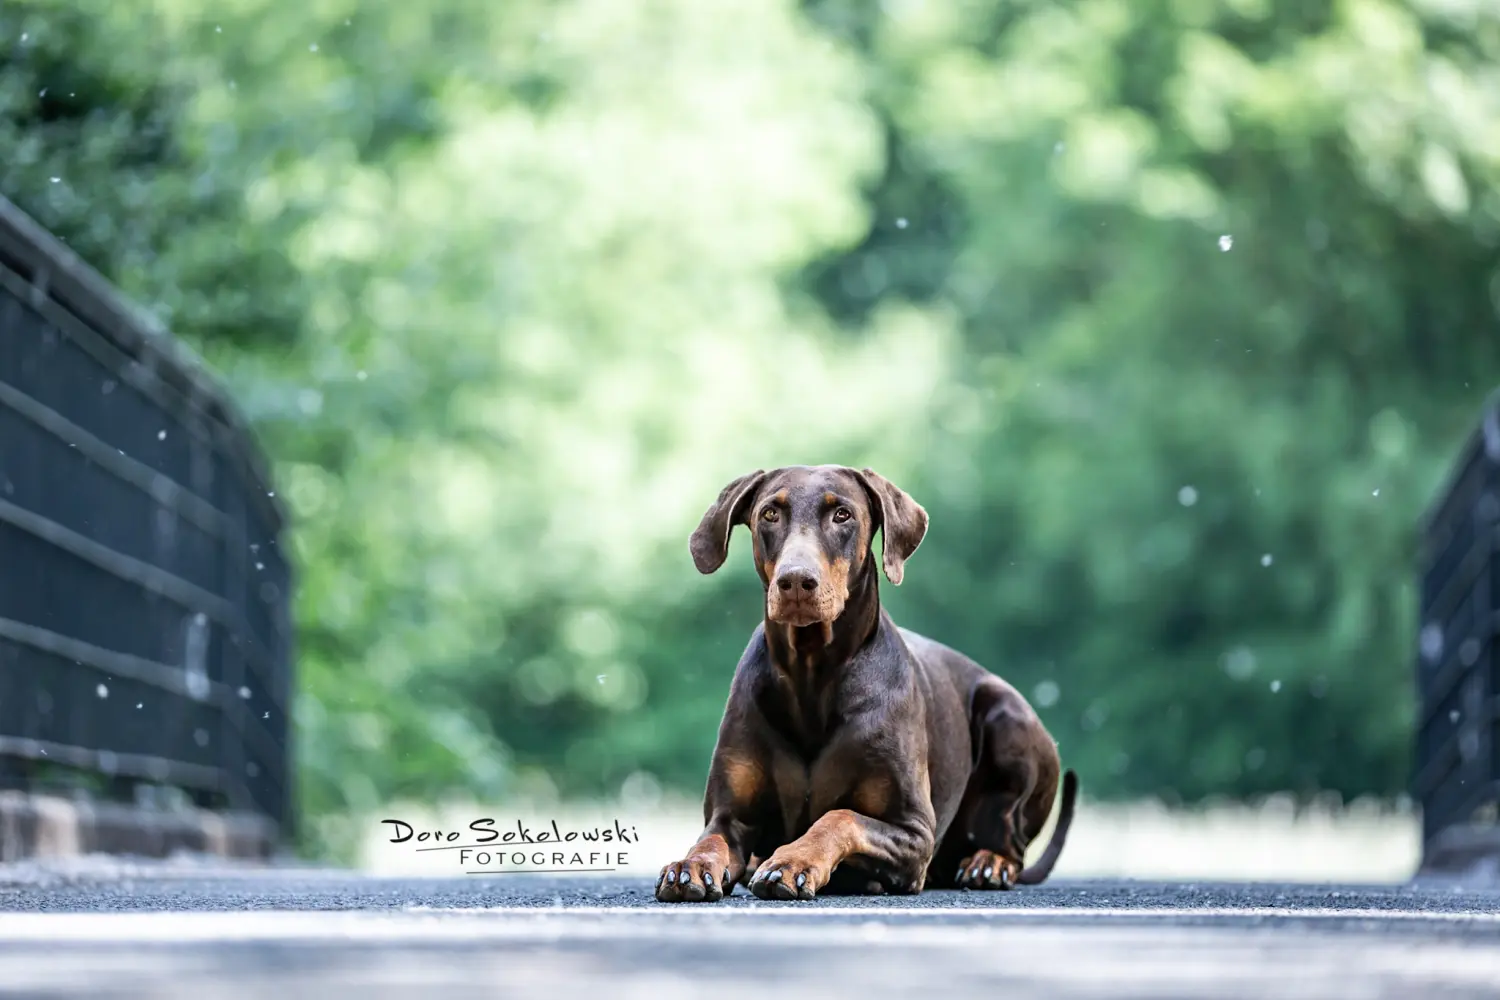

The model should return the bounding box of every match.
[768,751,819,840]
[766,741,884,842]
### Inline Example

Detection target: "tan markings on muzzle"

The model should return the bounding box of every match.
[826,556,851,601]
[766,531,851,626]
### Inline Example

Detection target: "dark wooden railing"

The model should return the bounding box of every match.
[0,194,292,839]
[1415,390,1500,863]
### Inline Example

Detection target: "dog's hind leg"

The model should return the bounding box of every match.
[947,765,1037,889]
[936,676,1065,890]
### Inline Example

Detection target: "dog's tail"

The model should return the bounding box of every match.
[1015,769,1078,886]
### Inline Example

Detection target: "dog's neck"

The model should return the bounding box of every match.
[763,554,881,676]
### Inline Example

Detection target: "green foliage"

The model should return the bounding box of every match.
[815,0,1500,802]
[5,0,1498,857]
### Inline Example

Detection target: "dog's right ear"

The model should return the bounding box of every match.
[689,470,768,575]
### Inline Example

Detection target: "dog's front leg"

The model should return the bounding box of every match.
[748,809,935,901]
[657,746,766,903]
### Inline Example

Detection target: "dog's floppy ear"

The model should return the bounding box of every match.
[689,470,768,575]
[853,468,928,586]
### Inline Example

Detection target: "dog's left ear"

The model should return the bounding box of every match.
[853,468,928,586]
[689,470,768,575]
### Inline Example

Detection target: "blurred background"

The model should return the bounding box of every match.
[3,0,1494,878]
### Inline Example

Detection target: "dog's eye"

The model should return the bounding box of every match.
[761,508,779,523]
[832,507,852,523]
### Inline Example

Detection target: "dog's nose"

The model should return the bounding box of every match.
[775,567,820,594]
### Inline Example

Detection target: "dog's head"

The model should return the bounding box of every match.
[689,465,928,627]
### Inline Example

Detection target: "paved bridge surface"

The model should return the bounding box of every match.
[1,865,1498,999]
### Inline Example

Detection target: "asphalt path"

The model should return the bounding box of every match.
[1,865,1499,999]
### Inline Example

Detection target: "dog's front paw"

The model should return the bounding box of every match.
[954,849,1020,890]
[656,857,732,903]
[748,851,827,901]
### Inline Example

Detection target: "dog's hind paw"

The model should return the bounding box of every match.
[954,850,1020,891]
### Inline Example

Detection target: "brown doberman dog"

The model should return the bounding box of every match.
[656,465,1078,902]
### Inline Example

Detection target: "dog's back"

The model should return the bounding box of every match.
[898,625,1046,730]
[897,626,994,700]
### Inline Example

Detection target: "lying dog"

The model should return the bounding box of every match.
[656,465,1077,902]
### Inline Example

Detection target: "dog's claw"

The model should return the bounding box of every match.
[795,872,806,888]
[768,870,782,883]
[983,867,993,880]
[704,872,714,886]
[999,867,1012,889]
[723,868,731,886]
[678,870,691,885]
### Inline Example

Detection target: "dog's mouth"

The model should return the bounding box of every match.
[766,596,844,628]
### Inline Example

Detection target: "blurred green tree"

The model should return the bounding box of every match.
[801,0,1500,804]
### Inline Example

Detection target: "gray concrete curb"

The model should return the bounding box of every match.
[1415,823,1500,887]
[0,792,276,863]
